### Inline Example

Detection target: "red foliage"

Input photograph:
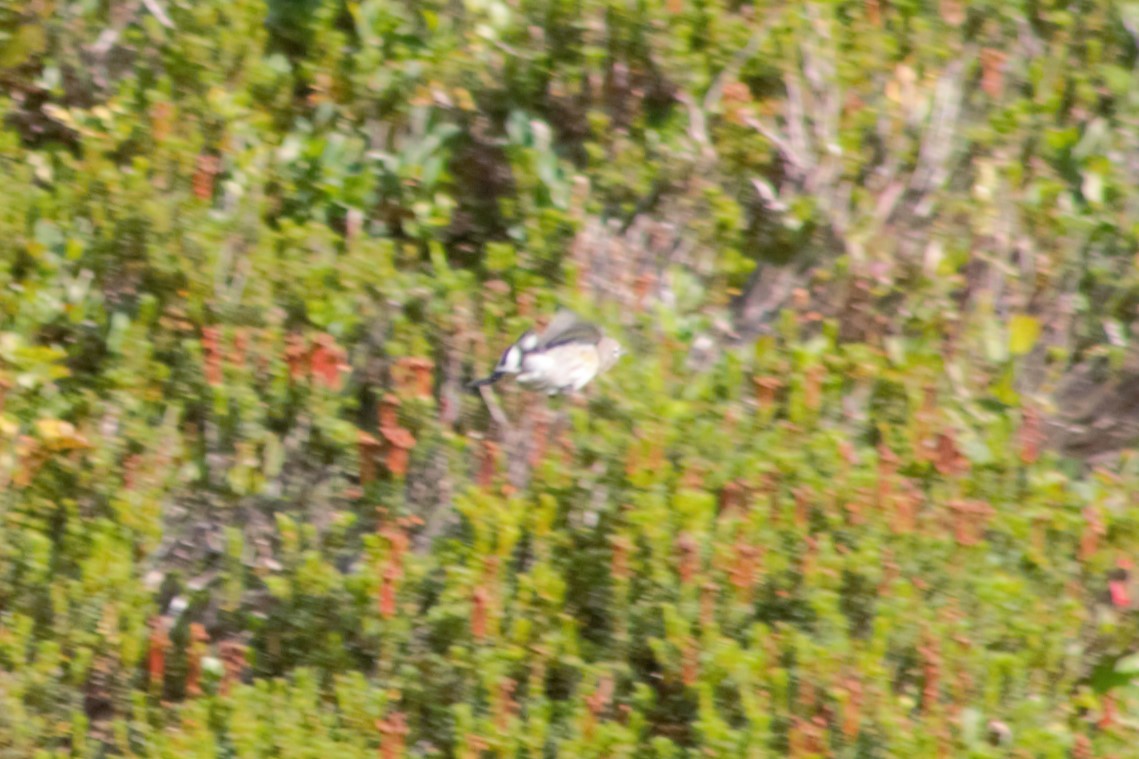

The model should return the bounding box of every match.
[528,411,551,468]
[192,153,220,201]
[357,431,382,485]
[1099,694,1116,730]
[865,0,881,26]
[633,272,655,307]
[379,562,400,619]
[556,423,575,463]
[494,678,518,732]
[719,480,745,517]
[379,425,416,477]
[841,674,862,740]
[844,488,870,526]
[939,0,965,25]
[682,637,699,686]
[839,439,858,467]
[801,535,818,579]
[478,440,499,489]
[893,480,920,534]
[729,541,761,601]
[611,535,632,582]
[218,639,246,695]
[803,365,824,411]
[1080,507,1105,562]
[122,453,142,491]
[147,617,169,690]
[471,586,489,641]
[1109,579,1130,609]
[229,328,249,369]
[378,394,401,429]
[285,333,308,380]
[378,525,409,619]
[201,326,223,386]
[947,500,995,547]
[384,525,410,559]
[980,48,1008,98]
[919,634,941,715]
[1019,405,1043,464]
[788,714,827,758]
[793,486,812,529]
[482,555,500,584]
[393,357,434,400]
[681,464,705,491]
[311,333,349,390]
[185,623,210,698]
[459,734,488,759]
[752,376,782,408]
[933,432,968,477]
[515,290,534,318]
[583,675,613,738]
[587,675,613,716]
[377,712,408,759]
[12,435,39,489]
[676,533,699,585]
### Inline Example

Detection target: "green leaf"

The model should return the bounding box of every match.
[1008,314,1041,356]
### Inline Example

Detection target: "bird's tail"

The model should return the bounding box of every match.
[467,371,504,391]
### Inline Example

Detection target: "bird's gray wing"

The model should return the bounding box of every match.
[537,309,602,350]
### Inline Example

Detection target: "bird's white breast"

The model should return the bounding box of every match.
[517,344,599,394]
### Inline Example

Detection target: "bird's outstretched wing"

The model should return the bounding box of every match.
[537,309,602,350]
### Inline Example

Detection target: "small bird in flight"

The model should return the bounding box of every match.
[469,310,623,396]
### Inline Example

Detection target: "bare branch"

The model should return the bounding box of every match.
[478,385,511,432]
[142,0,176,29]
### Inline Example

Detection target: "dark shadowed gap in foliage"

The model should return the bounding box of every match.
[645,674,699,749]
[754,571,818,631]
[765,644,798,755]
[853,726,888,759]
[624,618,699,749]
[717,681,749,733]
[889,644,922,710]
[250,591,375,679]
[543,658,581,705]
[264,0,351,66]
[839,569,877,640]
[731,229,820,340]
[444,125,515,263]
[402,661,461,757]
[3,85,84,151]
[767,714,791,756]
[741,179,816,261]
[867,378,913,434]
[563,537,617,653]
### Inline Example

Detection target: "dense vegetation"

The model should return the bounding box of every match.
[5,0,1139,755]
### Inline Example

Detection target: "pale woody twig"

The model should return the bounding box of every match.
[679,23,771,166]
[910,57,969,208]
[743,8,970,255]
[141,0,176,29]
[478,385,511,432]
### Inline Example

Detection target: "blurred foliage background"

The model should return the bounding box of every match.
[5,0,1139,756]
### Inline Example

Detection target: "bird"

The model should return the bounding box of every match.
[468,309,623,396]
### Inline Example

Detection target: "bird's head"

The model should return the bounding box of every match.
[597,336,624,373]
